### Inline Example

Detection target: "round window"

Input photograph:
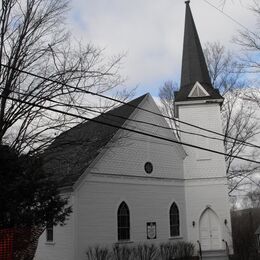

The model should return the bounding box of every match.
[144,162,153,174]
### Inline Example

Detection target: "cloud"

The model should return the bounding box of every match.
[68,0,258,96]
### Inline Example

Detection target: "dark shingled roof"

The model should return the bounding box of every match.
[175,1,223,102]
[44,94,148,187]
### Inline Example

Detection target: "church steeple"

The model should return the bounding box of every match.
[180,1,211,88]
[175,1,223,104]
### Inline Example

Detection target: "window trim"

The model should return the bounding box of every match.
[117,201,130,241]
[169,202,180,237]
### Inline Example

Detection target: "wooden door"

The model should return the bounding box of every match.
[199,208,221,250]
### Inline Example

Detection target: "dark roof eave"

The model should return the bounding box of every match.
[175,97,224,104]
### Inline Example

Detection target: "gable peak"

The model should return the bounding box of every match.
[188,82,210,98]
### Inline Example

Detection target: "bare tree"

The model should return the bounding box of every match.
[159,42,260,193]
[204,42,245,94]
[233,0,260,111]
[234,0,260,74]
[240,182,260,208]
[222,90,260,189]
[159,81,180,138]
[0,0,133,155]
[0,1,135,258]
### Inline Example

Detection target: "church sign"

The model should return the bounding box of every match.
[146,222,156,239]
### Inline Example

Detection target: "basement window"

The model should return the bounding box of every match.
[46,223,54,242]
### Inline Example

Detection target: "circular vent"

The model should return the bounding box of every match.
[144,162,153,174]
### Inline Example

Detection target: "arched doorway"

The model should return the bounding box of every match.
[199,208,221,250]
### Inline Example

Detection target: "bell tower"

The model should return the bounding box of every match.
[175,1,232,258]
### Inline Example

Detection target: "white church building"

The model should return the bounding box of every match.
[35,2,232,259]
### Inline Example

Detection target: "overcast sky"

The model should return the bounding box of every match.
[68,0,258,97]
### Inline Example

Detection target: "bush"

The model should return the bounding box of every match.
[86,241,196,260]
[159,242,177,260]
[175,241,195,259]
[86,246,111,260]
[132,244,158,260]
[112,244,132,260]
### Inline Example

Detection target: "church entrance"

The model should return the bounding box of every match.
[199,208,221,250]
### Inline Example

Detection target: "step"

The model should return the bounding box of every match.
[200,249,229,260]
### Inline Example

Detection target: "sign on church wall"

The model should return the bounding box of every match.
[146,222,156,239]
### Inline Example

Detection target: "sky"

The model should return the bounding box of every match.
[68,0,258,97]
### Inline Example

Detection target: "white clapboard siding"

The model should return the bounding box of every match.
[178,102,232,253]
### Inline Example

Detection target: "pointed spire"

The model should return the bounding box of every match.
[180,1,212,88]
[174,1,223,106]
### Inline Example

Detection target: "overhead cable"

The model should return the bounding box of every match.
[3,86,258,150]
[2,93,260,164]
[1,63,259,150]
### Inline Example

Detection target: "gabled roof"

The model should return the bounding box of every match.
[44,94,148,188]
[175,1,223,103]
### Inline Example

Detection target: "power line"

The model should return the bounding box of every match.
[202,0,256,35]
[1,63,259,150]
[2,93,260,164]
[3,86,259,151]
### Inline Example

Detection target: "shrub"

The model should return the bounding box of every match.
[175,241,195,259]
[132,244,158,260]
[112,244,132,260]
[85,241,196,260]
[86,246,111,260]
[159,242,177,260]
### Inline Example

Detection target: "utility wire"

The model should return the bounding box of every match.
[2,93,260,164]
[3,86,259,150]
[202,0,257,35]
[1,63,259,150]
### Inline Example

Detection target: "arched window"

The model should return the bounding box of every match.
[117,202,130,241]
[170,202,180,237]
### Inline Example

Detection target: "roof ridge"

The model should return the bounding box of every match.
[104,93,149,116]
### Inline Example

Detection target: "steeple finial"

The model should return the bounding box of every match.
[180,1,212,88]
